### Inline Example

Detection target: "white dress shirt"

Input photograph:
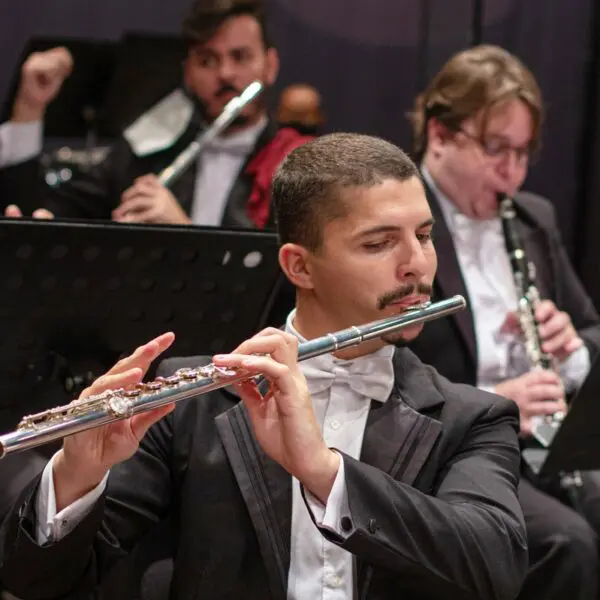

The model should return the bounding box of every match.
[421,167,590,393]
[189,116,266,226]
[36,309,396,599]
[0,121,43,168]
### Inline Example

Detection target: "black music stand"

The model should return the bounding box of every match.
[1,36,117,141]
[523,352,600,479]
[0,218,288,428]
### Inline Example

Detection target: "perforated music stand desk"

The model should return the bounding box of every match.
[524,352,600,478]
[0,218,285,425]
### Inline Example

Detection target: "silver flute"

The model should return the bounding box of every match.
[158,80,264,188]
[0,295,466,457]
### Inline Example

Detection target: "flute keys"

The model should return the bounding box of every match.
[145,381,164,391]
[177,368,199,381]
[108,396,133,418]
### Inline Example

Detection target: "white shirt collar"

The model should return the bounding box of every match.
[284,309,396,403]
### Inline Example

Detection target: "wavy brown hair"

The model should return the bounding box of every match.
[408,45,543,159]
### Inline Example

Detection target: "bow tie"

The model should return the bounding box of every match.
[301,357,394,403]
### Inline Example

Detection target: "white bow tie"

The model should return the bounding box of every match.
[301,357,394,403]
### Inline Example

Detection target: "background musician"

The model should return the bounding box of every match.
[406,44,600,600]
[4,0,312,228]
[276,83,325,136]
[0,133,528,600]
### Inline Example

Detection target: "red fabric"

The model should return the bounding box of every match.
[245,127,314,228]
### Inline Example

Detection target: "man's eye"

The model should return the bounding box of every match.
[363,240,389,251]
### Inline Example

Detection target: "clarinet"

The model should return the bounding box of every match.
[498,193,583,501]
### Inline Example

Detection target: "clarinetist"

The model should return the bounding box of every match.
[0,133,527,600]
[406,44,600,600]
[4,0,312,227]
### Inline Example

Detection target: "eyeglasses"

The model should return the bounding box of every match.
[456,128,534,164]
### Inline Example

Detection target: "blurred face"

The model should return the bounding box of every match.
[281,177,437,350]
[425,99,533,219]
[183,15,279,128]
[276,86,324,134]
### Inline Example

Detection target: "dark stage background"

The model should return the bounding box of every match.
[1,0,599,304]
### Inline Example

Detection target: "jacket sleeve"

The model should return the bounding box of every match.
[0,410,175,600]
[0,138,137,220]
[42,140,135,220]
[321,397,528,600]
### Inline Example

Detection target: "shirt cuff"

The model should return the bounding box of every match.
[36,452,109,545]
[0,120,43,167]
[302,451,350,537]
[560,344,591,393]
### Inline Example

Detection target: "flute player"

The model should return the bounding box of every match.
[0,133,527,600]
[4,0,312,228]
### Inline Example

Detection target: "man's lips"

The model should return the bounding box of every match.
[389,295,431,311]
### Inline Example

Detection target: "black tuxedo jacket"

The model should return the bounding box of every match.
[3,119,282,229]
[0,348,527,600]
[0,159,40,213]
[409,183,600,386]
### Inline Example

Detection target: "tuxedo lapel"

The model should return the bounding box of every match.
[360,348,444,485]
[144,120,201,216]
[221,120,279,229]
[215,402,291,600]
[513,199,554,299]
[357,349,444,597]
[424,181,477,363]
[169,159,199,216]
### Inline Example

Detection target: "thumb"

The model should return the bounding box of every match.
[4,204,23,218]
[130,403,176,441]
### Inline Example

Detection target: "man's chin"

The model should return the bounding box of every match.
[382,324,423,347]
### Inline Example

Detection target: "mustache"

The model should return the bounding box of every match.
[377,282,433,311]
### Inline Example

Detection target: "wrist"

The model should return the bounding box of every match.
[11,96,45,123]
[297,448,341,505]
[53,450,108,512]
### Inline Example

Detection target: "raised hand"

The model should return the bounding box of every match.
[12,47,73,122]
[52,333,175,511]
[213,328,340,503]
[494,369,566,437]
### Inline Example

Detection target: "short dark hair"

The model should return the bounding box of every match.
[272,133,420,251]
[182,0,272,50]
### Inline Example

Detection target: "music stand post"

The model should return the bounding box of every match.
[0,218,288,428]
